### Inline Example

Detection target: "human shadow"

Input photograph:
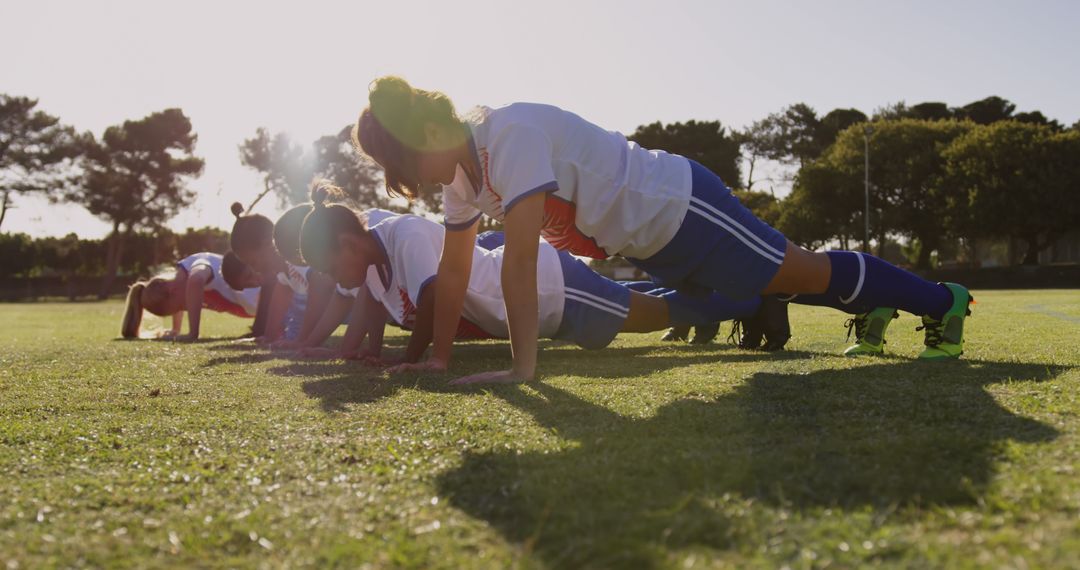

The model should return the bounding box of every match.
[288,342,820,412]
[436,360,1066,568]
[276,361,463,413]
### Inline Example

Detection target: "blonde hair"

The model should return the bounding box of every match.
[120,277,175,338]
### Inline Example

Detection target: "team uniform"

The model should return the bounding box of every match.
[440,103,788,300]
[438,102,973,360]
[177,253,260,317]
[368,215,638,349]
[276,261,311,340]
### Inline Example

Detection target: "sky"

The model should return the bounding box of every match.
[2,0,1078,239]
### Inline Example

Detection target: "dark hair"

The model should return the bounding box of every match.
[229,202,274,254]
[221,251,252,290]
[299,183,368,272]
[274,204,313,267]
[353,75,464,201]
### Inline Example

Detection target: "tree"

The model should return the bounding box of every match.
[1013,111,1063,131]
[737,122,771,191]
[0,95,81,230]
[778,159,864,251]
[818,120,973,268]
[909,102,954,122]
[629,120,741,188]
[747,103,823,169]
[238,128,313,210]
[67,108,204,297]
[311,126,394,210]
[0,232,35,277]
[740,104,863,191]
[815,108,868,152]
[955,96,1015,125]
[944,122,1080,264]
[875,101,954,122]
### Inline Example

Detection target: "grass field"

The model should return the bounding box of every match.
[1,290,1078,568]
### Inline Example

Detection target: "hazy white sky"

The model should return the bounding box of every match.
[3,0,1078,238]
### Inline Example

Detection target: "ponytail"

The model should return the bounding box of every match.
[121,281,147,338]
[300,181,368,272]
[229,202,274,254]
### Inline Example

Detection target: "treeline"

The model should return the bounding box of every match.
[2,91,1078,301]
[1,95,384,297]
[628,96,1079,268]
[0,227,229,280]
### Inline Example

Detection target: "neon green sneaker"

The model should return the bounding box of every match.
[917,283,973,361]
[843,307,899,356]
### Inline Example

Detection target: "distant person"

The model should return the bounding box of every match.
[260,193,399,354]
[352,76,972,384]
[226,202,324,345]
[120,252,260,340]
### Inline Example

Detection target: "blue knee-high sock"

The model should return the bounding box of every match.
[658,289,761,326]
[787,251,953,319]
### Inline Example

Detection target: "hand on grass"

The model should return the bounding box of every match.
[269,339,301,351]
[449,369,528,386]
[387,358,447,375]
[296,347,338,360]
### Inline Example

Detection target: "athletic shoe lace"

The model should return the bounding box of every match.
[727,321,743,346]
[916,319,944,347]
[845,314,869,342]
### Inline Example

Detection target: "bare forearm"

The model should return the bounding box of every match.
[405,286,436,363]
[185,285,204,338]
[300,274,334,340]
[305,293,351,347]
[431,268,469,364]
[264,284,292,342]
[503,256,539,380]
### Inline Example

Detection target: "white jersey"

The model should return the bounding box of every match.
[441,103,691,260]
[368,215,565,337]
[176,253,260,316]
[277,262,310,296]
[364,208,397,228]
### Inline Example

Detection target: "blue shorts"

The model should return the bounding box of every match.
[283,293,307,340]
[553,252,631,350]
[626,159,788,300]
[476,230,505,251]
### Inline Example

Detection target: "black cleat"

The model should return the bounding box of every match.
[729,295,790,351]
[690,322,720,344]
[728,318,763,349]
[758,295,791,351]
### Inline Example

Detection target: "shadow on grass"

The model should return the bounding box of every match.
[288,343,821,413]
[435,359,1068,568]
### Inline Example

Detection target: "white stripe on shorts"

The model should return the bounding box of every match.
[688,196,786,265]
[564,290,629,319]
[564,286,629,315]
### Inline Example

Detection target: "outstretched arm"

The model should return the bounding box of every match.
[450,193,545,385]
[259,282,293,345]
[389,220,478,374]
[402,281,436,364]
[179,265,213,341]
